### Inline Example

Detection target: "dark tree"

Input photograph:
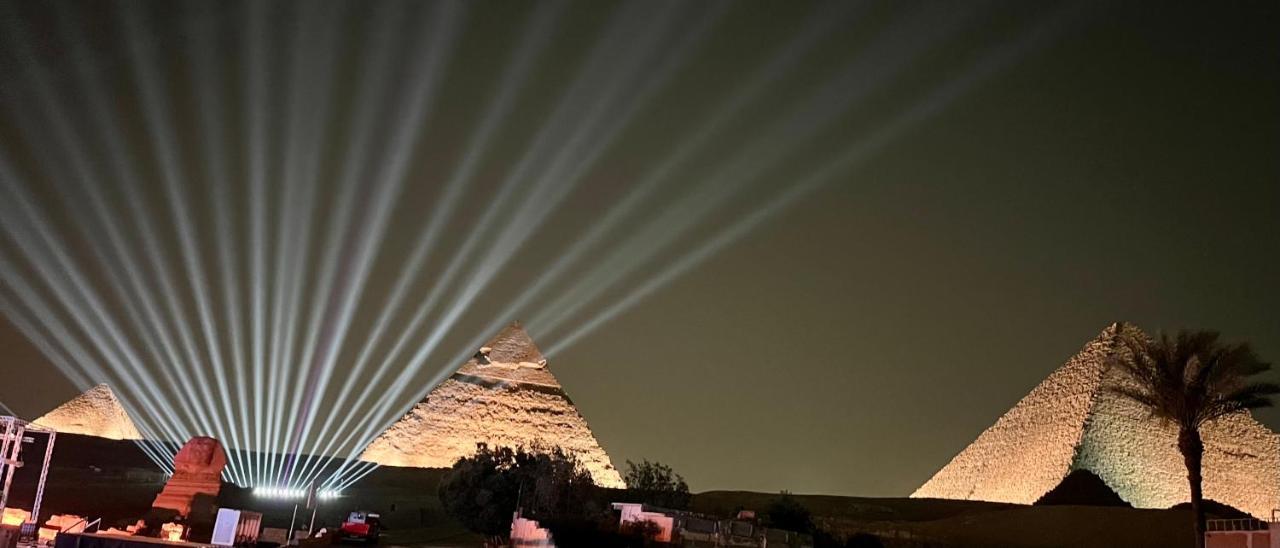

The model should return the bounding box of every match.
[1109,329,1279,548]
[438,444,601,545]
[622,459,690,510]
[619,519,664,542]
[522,448,600,520]
[437,445,521,543]
[845,532,884,548]
[766,492,813,533]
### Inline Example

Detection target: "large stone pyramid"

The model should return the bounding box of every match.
[913,323,1280,518]
[359,323,625,488]
[33,383,143,440]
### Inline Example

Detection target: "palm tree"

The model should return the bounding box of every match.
[1109,328,1279,548]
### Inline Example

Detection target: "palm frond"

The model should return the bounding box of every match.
[1107,385,1167,419]
[1109,328,1278,428]
[1200,342,1269,390]
[1206,382,1280,421]
[1225,381,1280,401]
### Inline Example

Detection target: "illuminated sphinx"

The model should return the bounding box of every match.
[151,437,228,516]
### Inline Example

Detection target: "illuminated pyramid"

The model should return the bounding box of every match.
[359,322,625,488]
[913,323,1280,518]
[33,383,142,440]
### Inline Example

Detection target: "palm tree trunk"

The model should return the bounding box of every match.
[1178,427,1206,548]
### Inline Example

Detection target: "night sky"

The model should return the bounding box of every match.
[1,0,1277,497]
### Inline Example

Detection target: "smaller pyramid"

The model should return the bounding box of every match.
[33,384,143,440]
[360,323,625,488]
[1035,470,1129,507]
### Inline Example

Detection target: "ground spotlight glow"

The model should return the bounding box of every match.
[252,487,342,500]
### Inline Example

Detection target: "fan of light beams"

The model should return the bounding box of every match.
[0,0,1085,491]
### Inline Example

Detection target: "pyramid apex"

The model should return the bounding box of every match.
[85,383,116,394]
[453,322,560,387]
[479,321,545,366]
[1096,321,1149,342]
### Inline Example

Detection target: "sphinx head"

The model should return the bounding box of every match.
[173,437,227,476]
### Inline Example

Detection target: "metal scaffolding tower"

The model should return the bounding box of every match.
[0,416,57,528]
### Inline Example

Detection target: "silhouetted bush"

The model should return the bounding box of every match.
[541,517,668,548]
[622,459,690,510]
[766,491,813,533]
[438,444,601,544]
[846,532,885,548]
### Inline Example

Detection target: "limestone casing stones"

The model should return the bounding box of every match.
[32,384,143,440]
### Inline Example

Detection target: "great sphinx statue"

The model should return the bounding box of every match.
[151,437,227,517]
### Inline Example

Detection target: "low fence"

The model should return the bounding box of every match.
[1205,517,1279,548]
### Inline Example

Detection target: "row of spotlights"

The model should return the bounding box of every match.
[253,487,342,500]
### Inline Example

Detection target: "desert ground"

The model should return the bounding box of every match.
[3,434,1206,547]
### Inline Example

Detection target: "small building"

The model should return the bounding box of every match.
[1205,516,1279,548]
[510,510,555,547]
[614,503,677,543]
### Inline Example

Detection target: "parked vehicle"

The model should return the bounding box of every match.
[338,511,381,544]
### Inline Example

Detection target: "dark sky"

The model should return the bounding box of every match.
[0,0,1277,497]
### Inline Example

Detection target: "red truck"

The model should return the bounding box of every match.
[338,511,382,544]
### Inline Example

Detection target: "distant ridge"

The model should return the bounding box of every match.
[913,323,1280,519]
[33,384,143,440]
[359,322,625,488]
